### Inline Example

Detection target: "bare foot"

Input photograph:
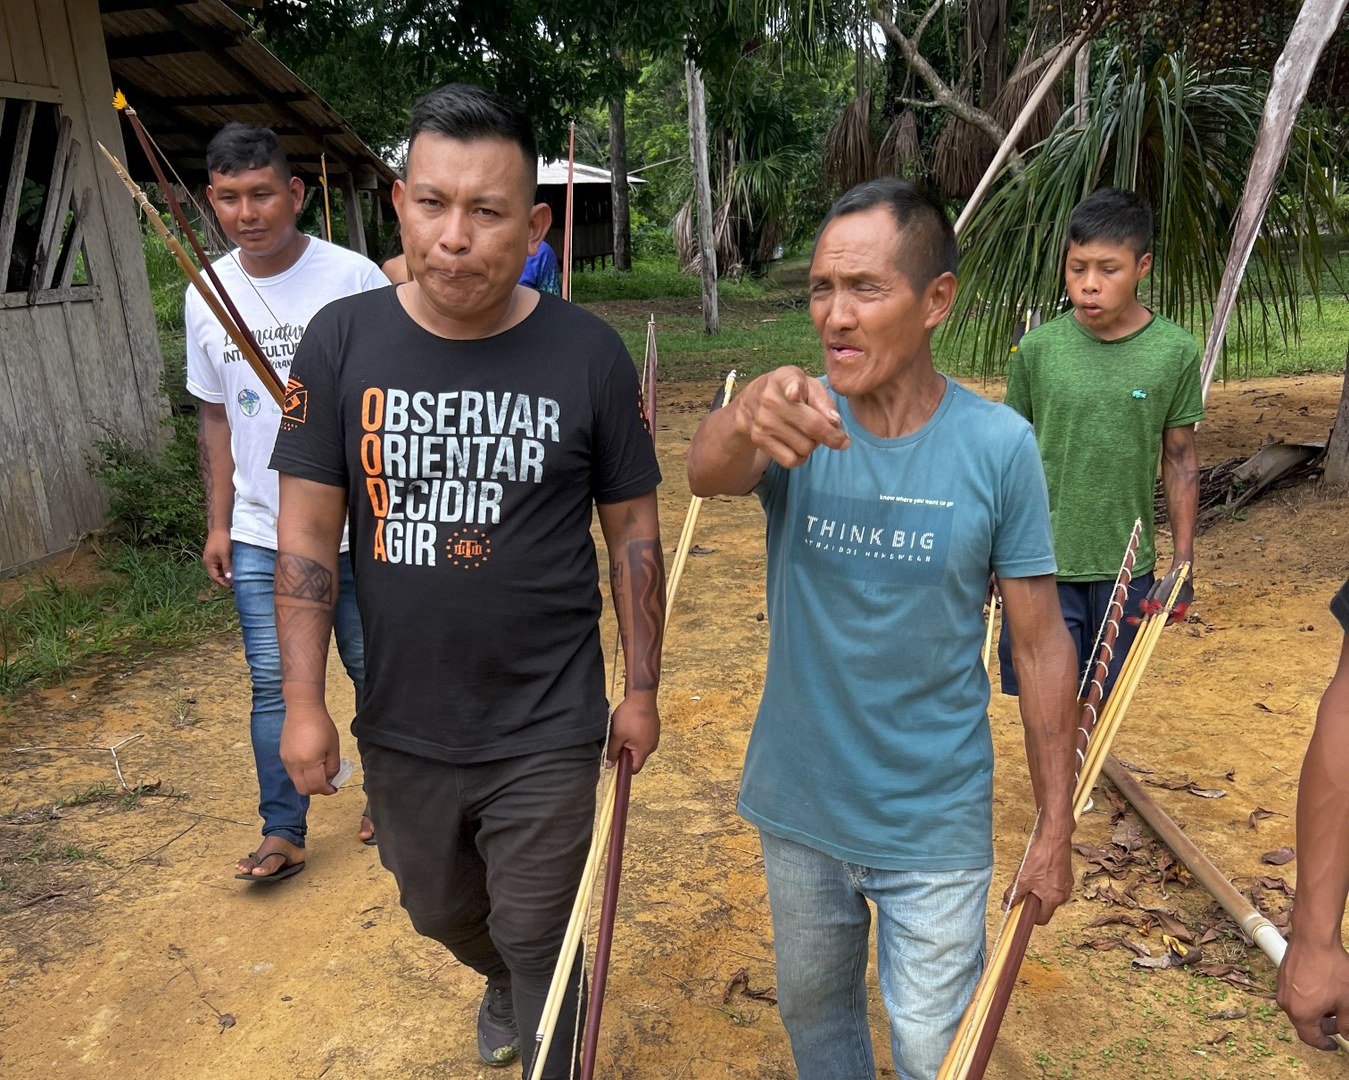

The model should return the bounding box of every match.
[358,804,376,845]
[234,835,305,879]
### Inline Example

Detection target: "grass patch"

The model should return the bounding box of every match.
[0,544,234,695]
[582,253,1349,384]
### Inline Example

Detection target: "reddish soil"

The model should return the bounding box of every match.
[2,373,1347,1080]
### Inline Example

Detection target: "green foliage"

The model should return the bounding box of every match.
[572,256,771,303]
[945,47,1347,377]
[585,256,1349,383]
[0,543,233,694]
[87,416,203,555]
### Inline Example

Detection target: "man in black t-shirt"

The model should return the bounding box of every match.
[270,85,664,1079]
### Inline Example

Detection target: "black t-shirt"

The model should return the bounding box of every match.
[270,289,661,763]
[1333,577,1349,635]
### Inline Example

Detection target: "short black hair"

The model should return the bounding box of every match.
[206,123,290,181]
[409,84,537,187]
[1068,187,1153,259]
[815,178,957,290]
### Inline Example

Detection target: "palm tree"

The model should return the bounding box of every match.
[944,46,1345,378]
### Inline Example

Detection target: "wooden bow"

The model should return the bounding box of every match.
[533,369,736,1080]
[940,521,1153,1079]
[107,91,285,405]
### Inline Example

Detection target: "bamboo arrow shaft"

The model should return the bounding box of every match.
[529,768,620,1080]
[959,565,1189,1079]
[116,100,285,399]
[98,143,284,407]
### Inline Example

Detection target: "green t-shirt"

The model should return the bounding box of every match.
[1004,311,1204,581]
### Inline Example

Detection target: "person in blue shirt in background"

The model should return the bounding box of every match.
[384,237,561,297]
[519,238,561,295]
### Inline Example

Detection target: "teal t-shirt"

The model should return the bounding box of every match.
[1004,311,1204,581]
[739,377,1057,871]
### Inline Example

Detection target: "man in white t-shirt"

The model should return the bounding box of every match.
[185,123,388,883]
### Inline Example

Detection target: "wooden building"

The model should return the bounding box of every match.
[0,0,394,576]
[538,160,642,271]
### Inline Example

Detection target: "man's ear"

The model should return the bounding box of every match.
[923,271,958,331]
[392,178,406,223]
[1137,252,1154,279]
[205,184,218,215]
[527,202,553,256]
[289,175,305,213]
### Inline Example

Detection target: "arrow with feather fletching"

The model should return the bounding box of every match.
[107,90,286,405]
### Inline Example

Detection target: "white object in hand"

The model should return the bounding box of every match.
[331,757,355,790]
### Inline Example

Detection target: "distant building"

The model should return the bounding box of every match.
[536,159,643,272]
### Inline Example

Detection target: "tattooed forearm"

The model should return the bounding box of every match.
[276,603,334,686]
[275,552,336,604]
[275,552,336,690]
[613,537,665,692]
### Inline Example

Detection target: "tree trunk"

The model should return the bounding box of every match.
[685,58,719,335]
[1199,0,1349,398]
[1324,342,1349,488]
[609,91,632,272]
[1074,40,1091,125]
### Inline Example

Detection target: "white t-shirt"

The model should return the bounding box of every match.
[185,236,388,550]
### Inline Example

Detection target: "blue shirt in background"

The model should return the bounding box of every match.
[520,240,562,296]
[739,377,1057,871]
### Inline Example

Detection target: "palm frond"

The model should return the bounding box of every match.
[943,47,1346,379]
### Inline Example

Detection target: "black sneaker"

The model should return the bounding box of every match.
[477,984,521,1067]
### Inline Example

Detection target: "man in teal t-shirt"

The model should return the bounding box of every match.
[999,187,1202,701]
[688,179,1080,1080]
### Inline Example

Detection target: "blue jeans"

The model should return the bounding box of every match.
[232,541,364,846]
[759,829,992,1080]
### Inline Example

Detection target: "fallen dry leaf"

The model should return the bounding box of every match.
[1247,807,1278,828]
[1255,875,1294,896]
[1253,701,1297,714]
[1206,1030,1235,1045]
[1261,847,1296,866]
[1205,1007,1247,1021]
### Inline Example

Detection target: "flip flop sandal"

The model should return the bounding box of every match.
[234,850,305,883]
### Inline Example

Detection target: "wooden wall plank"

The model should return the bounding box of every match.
[63,0,166,443]
[1,312,62,554]
[55,301,112,530]
[23,305,92,546]
[0,24,16,84]
[54,187,92,288]
[0,315,41,569]
[2,0,52,88]
[28,116,75,298]
[0,99,37,284]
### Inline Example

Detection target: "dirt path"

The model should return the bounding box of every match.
[3,374,1347,1080]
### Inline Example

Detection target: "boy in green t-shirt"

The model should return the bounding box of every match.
[998,187,1202,700]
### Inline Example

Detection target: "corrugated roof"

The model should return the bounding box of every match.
[537,159,644,187]
[99,0,396,192]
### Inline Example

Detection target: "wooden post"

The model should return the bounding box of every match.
[1324,342,1349,488]
[609,93,632,272]
[1073,40,1090,125]
[685,58,719,335]
[1199,0,1349,398]
[339,172,367,256]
